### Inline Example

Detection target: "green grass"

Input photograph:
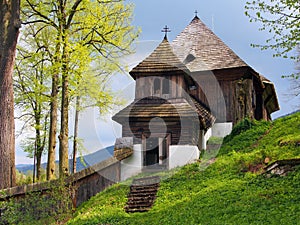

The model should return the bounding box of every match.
[67,112,300,225]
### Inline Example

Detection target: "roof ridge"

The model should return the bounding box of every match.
[171,16,248,71]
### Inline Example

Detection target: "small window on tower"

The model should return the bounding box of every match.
[154,78,161,94]
[162,79,170,94]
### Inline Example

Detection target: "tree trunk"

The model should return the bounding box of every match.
[59,74,69,177]
[72,96,80,174]
[35,122,42,181]
[59,75,69,177]
[0,0,20,189]
[59,37,70,177]
[36,150,42,181]
[47,38,61,181]
[33,147,36,183]
[46,72,59,180]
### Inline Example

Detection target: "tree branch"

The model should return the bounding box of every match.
[66,0,83,29]
[24,0,58,29]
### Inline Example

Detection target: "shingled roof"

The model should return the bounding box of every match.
[113,98,215,130]
[171,16,248,72]
[130,37,189,76]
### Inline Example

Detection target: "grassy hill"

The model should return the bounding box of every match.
[67,112,300,225]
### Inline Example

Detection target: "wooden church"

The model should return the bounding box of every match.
[113,15,279,180]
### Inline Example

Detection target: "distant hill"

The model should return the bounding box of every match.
[16,146,114,174]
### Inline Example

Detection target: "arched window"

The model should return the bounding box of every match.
[162,79,170,94]
[154,78,161,94]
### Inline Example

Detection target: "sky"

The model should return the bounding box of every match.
[15,0,298,165]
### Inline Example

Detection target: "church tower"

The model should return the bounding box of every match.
[112,15,279,180]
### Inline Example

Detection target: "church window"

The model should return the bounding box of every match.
[162,79,170,94]
[154,78,161,94]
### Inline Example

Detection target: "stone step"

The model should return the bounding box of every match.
[129,187,159,193]
[127,192,157,198]
[131,183,160,188]
[127,198,156,205]
[132,176,160,185]
[131,183,159,188]
[125,202,155,208]
[125,201,154,207]
[125,176,160,213]
[127,195,157,201]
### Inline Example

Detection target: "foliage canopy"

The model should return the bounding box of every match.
[245,0,300,68]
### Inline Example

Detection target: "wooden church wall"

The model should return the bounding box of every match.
[121,117,199,146]
[254,92,263,120]
[190,73,232,123]
[190,70,256,125]
[232,78,255,124]
[248,75,273,122]
[135,74,187,100]
[253,77,266,121]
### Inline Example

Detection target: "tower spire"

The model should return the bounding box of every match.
[161,25,171,39]
[194,10,199,18]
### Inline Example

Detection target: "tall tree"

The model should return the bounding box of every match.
[70,69,117,173]
[71,95,80,174]
[0,0,21,189]
[47,35,62,180]
[22,0,139,178]
[245,0,300,77]
[14,24,51,181]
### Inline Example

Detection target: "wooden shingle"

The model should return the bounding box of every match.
[171,16,248,72]
[113,98,215,130]
[130,38,189,75]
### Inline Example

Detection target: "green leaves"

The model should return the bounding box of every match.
[245,0,300,61]
[16,0,140,177]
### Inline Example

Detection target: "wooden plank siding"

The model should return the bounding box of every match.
[188,68,269,125]
[121,117,200,146]
[188,73,235,123]
[135,74,188,100]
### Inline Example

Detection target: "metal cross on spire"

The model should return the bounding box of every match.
[161,25,171,39]
[195,10,198,17]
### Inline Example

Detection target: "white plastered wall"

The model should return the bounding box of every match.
[199,122,233,150]
[211,122,233,137]
[119,123,233,180]
[169,145,200,169]
[120,144,143,181]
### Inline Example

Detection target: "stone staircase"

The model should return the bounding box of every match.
[125,176,160,213]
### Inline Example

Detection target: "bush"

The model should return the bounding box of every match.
[207,136,223,145]
[0,180,73,225]
[224,118,255,143]
[219,119,271,156]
